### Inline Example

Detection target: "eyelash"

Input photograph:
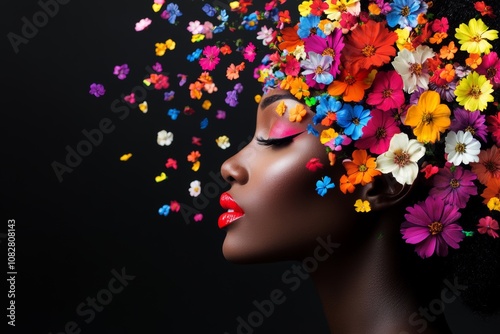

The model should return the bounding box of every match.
[255,132,303,147]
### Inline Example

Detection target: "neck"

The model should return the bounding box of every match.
[309,213,452,334]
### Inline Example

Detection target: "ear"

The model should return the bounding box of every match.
[360,174,414,211]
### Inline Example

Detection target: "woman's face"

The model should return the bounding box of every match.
[219,89,363,263]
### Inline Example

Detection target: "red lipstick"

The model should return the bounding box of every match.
[218,192,244,228]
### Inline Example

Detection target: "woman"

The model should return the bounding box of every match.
[219,0,500,333]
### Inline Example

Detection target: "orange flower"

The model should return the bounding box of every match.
[328,151,336,166]
[481,178,500,205]
[289,77,310,99]
[220,44,232,55]
[289,104,307,122]
[327,68,371,102]
[321,112,337,126]
[429,32,448,44]
[439,63,455,82]
[187,150,201,163]
[277,24,304,52]
[340,174,355,194]
[189,81,203,99]
[342,149,382,186]
[466,53,482,69]
[342,20,398,73]
[470,146,500,187]
[439,41,458,60]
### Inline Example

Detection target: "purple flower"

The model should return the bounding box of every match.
[216,110,226,119]
[164,91,175,101]
[113,64,129,80]
[401,196,464,258]
[430,80,456,102]
[161,3,182,24]
[89,83,105,97]
[234,83,244,94]
[225,90,239,107]
[300,51,333,86]
[202,4,216,17]
[152,62,163,72]
[449,108,488,142]
[303,28,344,78]
[429,165,478,209]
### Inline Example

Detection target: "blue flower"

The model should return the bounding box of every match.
[164,3,182,24]
[168,108,180,120]
[300,52,334,85]
[202,4,216,17]
[336,104,372,140]
[158,204,170,216]
[316,176,335,197]
[200,117,208,129]
[297,15,326,39]
[187,48,202,62]
[218,9,229,22]
[314,95,342,125]
[242,12,259,30]
[386,0,428,29]
[213,23,226,34]
[307,124,319,137]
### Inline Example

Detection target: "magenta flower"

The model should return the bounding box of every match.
[476,51,500,88]
[199,45,220,71]
[429,165,478,209]
[401,196,464,258]
[366,70,405,111]
[449,108,487,142]
[113,64,130,80]
[354,108,401,154]
[303,28,344,78]
[243,42,257,62]
[89,83,105,97]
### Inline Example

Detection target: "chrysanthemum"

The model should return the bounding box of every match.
[454,18,498,55]
[444,130,481,166]
[354,108,401,155]
[392,45,435,93]
[376,133,426,185]
[386,0,428,29]
[342,20,398,73]
[300,52,334,86]
[470,146,500,186]
[304,28,345,78]
[336,103,371,140]
[365,70,405,111]
[342,149,381,186]
[401,196,464,258]
[454,71,494,111]
[449,108,487,142]
[429,165,478,209]
[404,90,451,144]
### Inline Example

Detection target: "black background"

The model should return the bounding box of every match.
[2,0,500,333]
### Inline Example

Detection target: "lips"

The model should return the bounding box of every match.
[218,192,244,228]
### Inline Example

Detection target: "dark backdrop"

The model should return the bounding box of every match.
[2,1,499,333]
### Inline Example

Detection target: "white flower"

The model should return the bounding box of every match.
[444,130,481,165]
[189,180,201,197]
[392,45,435,93]
[157,130,173,146]
[256,25,274,46]
[215,135,231,149]
[292,44,306,60]
[376,133,426,185]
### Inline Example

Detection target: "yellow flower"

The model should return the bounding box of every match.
[395,28,411,51]
[191,34,205,43]
[320,128,338,144]
[404,91,451,144]
[165,39,176,50]
[215,136,231,150]
[324,0,360,22]
[298,1,313,17]
[229,1,240,10]
[155,42,167,56]
[487,197,500,211]
[255,95,262,103]
[455,71,494,111]
[454,18,498,54]
[192,161,201,172]
[354,199,371,212]
[275,100,287,116]
[289,104,307,122]
[202,100,212,110]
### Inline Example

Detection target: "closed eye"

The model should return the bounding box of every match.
[255,131,304,147]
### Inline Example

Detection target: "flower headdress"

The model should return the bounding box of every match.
[254,0,500,258]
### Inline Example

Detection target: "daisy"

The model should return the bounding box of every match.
[470,146,500,186]
[300,52,334,86]
[303,28,344,77]
[444,130,481,166]
[336,103,371,140]
[324,0,361,22]
[376,132,426,185]
[429,165,478,209]
[476,51,500,88]
[404,90,451,144]
[401,196,464,258]
[342,149,381,186]
[454,18,498,55]
[454,71,494,111]
[448,108,487,142]
[256,25,275,46]
[392,45,435,93]
[365,70,405,111]
[354,108,401,155]
[386,0,428,29]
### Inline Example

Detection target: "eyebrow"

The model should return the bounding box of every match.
[259,93,300,110]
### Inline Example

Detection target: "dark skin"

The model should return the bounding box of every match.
[220,89,453,333]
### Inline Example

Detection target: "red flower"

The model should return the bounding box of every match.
[477,216,500,238]
[310,0,328,16]
[306,158,324,172]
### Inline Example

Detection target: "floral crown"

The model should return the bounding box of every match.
[253,0,500,258]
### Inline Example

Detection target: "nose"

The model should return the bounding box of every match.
[220,149,249,185]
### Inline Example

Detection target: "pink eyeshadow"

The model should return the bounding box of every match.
[269,121,303,138]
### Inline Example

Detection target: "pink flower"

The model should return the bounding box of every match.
[170,201,180,212]
[243,42,257,62]
[199,45,220,71]
[194,213,203,222]
[354,108,401,155]
[401,196,464,258]
[477,216,499,238]
[431,17,449,33]
[187,20,204,34]
[476,51,500,88]
[366,70,405,111]
[306,158,324,172]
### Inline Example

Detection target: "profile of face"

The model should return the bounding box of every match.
[219,88,371,263]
